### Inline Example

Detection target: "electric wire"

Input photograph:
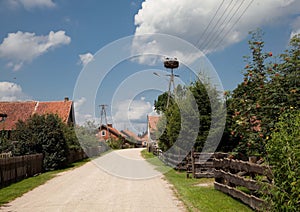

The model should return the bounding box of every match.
[195,0,226,48]
[202,0,246,53]
[199,0,234,50]
[211,0,255,52]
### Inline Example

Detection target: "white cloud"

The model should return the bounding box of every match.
[291,29,300,39]
[74,97,102,126]
[0,30,71,71]
[133,0,300,62]
[79,53,94,66]
[0,81,30,101]
[112,99,153,131]
[290,16,300,38]
[7,0,55,10]
[74,97,91,125]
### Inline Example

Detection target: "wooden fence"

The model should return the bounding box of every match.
[187,152,228,178]
[67,146,105,164]
[213,158,272,211]
[0,154,43,188]
[0,152,12,158]
[159,151,189,171]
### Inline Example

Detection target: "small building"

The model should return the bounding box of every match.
[0,98,75,132]
[139,132,149,147]
[98,124,126,142]
[121,129,143,148]
[147,115,161,147]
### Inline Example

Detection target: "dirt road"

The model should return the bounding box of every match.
[1,149,185,212]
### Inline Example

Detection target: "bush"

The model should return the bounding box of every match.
[265,110,300,211]
[12,114,70,171]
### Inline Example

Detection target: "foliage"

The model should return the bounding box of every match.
[228,30,300,159]
[107,137,123,149]
[75,121,100,149]
[264,111,300,211]
[12,114,69,171]
[154,79,224,153]
[63,125,81,150]
[0,131,13,153]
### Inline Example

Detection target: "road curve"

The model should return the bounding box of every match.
[1,148,185,212]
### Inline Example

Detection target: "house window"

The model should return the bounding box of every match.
[101,130,106,136]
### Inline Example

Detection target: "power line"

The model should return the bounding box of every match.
[211,0,255,52]
[202,0,244,53]
[199,0,234,51]
[195,0,226,48]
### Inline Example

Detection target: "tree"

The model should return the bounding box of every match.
[154,77,223,153]
[228,30,300,159]
[228,29,273,158]
[12,114,69,171]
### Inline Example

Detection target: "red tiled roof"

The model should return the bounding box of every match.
[140,133,148,141]
[100,125,126,139]
[0,100,73,130]
[148,116,161,132]
[34,101,73,124]
[0,102,36,130]
[121,129,141,141]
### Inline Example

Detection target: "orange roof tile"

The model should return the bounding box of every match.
[0,102,36,130]
[34,101,73,123]
[121,129,141,141]
[148,115,161,132]
[0,100,74,130]
[99,125,126,138]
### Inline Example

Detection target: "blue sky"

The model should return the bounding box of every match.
[0,0,300,132]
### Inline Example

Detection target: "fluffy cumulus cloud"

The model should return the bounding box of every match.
[291,16,300,38]
[133,0,300,62]
[0,81,30,101]
[79,53,94,66]
[0,30,71,71]
[112,98,153,131]
[74,97,94,125]
[7,0,55,10]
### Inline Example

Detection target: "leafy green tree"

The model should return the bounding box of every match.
[154,78,223,153]
[228,29,274,158]
[228,30,300,159]
[0,130,13,153]
[12,114,69,171]
[75,121,99,149]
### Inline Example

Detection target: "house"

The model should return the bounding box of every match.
[0,97,75,131]
[147,115,161,146]
[98,124,126,142]
[121,129,143,147]
[139,132,149,147]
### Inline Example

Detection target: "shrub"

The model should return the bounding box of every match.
[265,110,300,211]
[12,114,69,171]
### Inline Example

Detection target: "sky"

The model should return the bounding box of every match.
[0,0,300,133]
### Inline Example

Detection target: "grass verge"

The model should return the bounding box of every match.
[0,158,90,206]
[141,149,253,212]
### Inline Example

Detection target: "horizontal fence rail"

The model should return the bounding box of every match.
[0,154,43,188]
[213,158,273,211]
[187,152,228,178]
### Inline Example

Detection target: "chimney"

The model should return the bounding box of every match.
[64,97,69,102]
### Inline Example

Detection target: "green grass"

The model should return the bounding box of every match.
[0,158,90,206]
[141,149,253,212]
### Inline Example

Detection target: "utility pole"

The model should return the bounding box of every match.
[164,58,179,108]
[99,104,111,139]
